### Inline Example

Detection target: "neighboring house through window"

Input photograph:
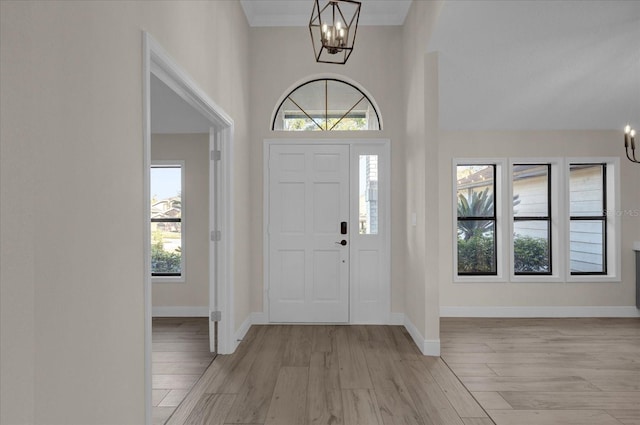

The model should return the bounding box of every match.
[151,162,184,280]
[512,164,552,275]
[456,164,498,275]
[569,163,607,275]
[454,157,619,282]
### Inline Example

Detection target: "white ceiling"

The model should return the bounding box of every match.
[429,0,640,130]
[240,0,412,27]
[153,0,640,133]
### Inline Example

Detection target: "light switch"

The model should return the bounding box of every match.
[411,212,417,227]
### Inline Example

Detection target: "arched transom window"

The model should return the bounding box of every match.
[272,78,381,131]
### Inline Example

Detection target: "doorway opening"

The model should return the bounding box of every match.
[143,32,234,425]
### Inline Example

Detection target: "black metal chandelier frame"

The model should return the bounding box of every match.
[309,0,361,65]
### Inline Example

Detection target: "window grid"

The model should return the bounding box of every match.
[513,164,553,276]
[570,163,607,275]
[271,78,381,131]
[457,164,498,276]
[151,164,183,278]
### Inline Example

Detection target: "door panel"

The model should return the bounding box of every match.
[269,144,349,323]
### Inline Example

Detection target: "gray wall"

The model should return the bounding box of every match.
[0,1,251,423]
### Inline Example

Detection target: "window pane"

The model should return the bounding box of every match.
[513,164,548,217]
[570,164,604,216]
[273,79,381,131]
[457,221,496,273]
[151,166,182,219]
[151,221,182,274]
[570,220,605,273]
[151,165,182,276]
[514,221,550,273]
[456,165,494,218]
[359,155,378,234]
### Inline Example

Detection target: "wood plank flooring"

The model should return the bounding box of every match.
[441,317,640,425]
[166,318,640,425]
[171,325,488,425]
[152,317,215,425]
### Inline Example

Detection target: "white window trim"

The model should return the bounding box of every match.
[151,160,186,283]
[453,158,508,283]
[509,158,564,283]
[564,157,621,283]
[453,157,621,284]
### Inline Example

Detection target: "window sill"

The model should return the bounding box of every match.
[510,274,563,283]
[565,275,621,283]
[152,276,185,284]
[454,275,508,284]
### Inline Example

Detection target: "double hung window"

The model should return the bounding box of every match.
[454,158,618,282]
[569,163,607,275]
[512,164,552,275]
[456,164,497,275]
[150,163,184,278]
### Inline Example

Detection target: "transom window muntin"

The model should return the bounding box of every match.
[272,78,381,131]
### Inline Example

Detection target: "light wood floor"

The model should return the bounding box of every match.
[441,318,640,425]
[152,317,215,425]
[167,324,490,425]
[163,318,640,425]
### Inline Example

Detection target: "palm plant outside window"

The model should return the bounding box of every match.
[456,165,497,274]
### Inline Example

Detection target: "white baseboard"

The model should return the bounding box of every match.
[232,311,441,356]
[440,306,640,318]
[152,306,208,317]
[233,314,253,351]
[403,315,441,356]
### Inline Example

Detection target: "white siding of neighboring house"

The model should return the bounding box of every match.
[513,173,548,240]
[513,167,604,272]
[569,166,605,272]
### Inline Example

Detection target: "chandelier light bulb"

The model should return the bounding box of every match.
[625,124,631,134]
[631,129,636,138]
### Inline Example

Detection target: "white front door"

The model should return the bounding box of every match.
[268,144,350,322]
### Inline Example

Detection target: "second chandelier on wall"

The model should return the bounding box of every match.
[309,0,361,64]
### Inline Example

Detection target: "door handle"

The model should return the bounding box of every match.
[335,240,348,246]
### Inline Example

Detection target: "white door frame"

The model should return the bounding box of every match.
[263,138,391,324]
[142,32,235,425]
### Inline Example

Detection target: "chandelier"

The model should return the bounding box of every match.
[309,0,361,65]
[624,124,638,163]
